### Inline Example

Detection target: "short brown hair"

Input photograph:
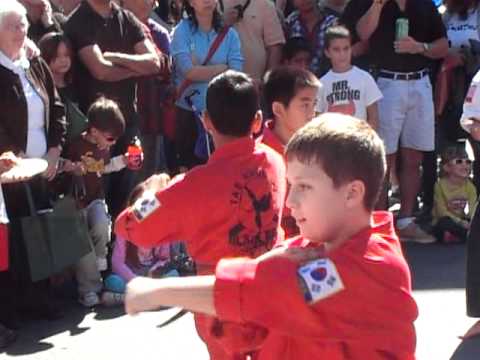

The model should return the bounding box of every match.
[285,113,386,210]
[87,97,125,138]
[324,25,352,50]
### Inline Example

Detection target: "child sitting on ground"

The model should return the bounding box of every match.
[102,181,179,306]
[63,97,131,307]
[123,113,418,359]
[320,25,382,130]
[432,146,477,243]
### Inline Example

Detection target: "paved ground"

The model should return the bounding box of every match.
[1,242,478,360]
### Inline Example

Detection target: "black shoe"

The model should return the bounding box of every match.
[0,325,17,349]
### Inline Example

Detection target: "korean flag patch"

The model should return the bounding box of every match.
[132,191,161,222]
[297,258,344,304]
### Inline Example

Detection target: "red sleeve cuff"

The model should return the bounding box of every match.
[214,258,258,323]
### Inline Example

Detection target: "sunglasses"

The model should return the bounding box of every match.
[451,158,473,165]
[100,132,117,143]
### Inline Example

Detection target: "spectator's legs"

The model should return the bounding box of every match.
[75,251,103,302]
[175,106,203,169]
[469,137,480,191]
[421,150,436,212]
[105,120,141,218]
[86,199,111,270]
[467,200,480,316]
[399,148,423,218]
[139,133,167,180]
[376,77,406,210]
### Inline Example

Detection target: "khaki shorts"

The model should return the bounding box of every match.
[377,75,435,155]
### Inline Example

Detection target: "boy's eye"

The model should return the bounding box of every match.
[297,183,311,191]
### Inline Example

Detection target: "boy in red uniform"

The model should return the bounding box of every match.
[115,71,286,360]
[262,66,319,237]
[123,113,418,360]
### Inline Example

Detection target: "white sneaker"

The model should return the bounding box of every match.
[397,222,436,244]
[101,291,125,307]
[79,291,100,307]
[96,257,108,272]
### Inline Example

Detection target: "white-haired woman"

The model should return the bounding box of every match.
[0,0,66,332]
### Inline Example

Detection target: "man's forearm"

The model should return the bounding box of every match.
[98,63,138,82]
[423,38,449,60]
[185,64,228,82]
[266,44,283,70]
[356,1,384,41]
[105,52,161,76]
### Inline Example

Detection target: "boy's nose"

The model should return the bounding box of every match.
[285,189,297,210]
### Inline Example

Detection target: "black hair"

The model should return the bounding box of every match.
[38,32,74,84]
[446,0,480,20]
[283,37,313,62]
[87,97,126,138]
[183,0,223,32]
[263,66,319,117]
[324,25,352,50]
[205,70,259,137]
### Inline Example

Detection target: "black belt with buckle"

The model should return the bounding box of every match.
[378,70,429,81]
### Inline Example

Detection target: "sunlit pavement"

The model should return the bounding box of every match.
[1,243,477,360]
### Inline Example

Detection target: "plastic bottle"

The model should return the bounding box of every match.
[127,136,143,170]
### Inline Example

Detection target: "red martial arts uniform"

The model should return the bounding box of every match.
[261,120,299,238]
[214,211,418,360]
[115,137,286,359]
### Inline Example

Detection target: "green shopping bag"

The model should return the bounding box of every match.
[21,183,93,282]
[65,98,88,141]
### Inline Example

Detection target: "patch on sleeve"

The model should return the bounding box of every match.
[132,191,161,222]
[466,85,477,104]
[297,258,344,304]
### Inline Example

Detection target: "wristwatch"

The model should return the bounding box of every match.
[422,42,431,53]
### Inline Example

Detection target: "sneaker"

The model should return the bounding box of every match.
[443,231,461,244]
[398,222,436,244]
[101,291,125,307]
[96,257,108,272]
[0,324,17,349]
[79,292,100,307]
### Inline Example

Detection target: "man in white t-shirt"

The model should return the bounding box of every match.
[319,25,382,130]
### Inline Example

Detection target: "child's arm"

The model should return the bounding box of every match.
[125,275,217,316]
[112,235,137,282]
[103,155,127,174]
[365,74,382,131]
[126,246,324,316]
[0,152,18,175]
[366,103,379,131]
[115,174,187,249]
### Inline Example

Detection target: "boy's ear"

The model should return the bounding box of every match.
[272,101,286,119]
[344,180,365,209]
[324,48,331,59]
[251,110,263,134]
[202,111,214,133]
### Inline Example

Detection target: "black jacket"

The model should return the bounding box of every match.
[0,56,66,155]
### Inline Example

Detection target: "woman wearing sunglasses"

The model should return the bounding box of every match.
[431,146,477,243]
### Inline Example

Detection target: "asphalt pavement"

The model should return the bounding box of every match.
[0,242,478,360]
